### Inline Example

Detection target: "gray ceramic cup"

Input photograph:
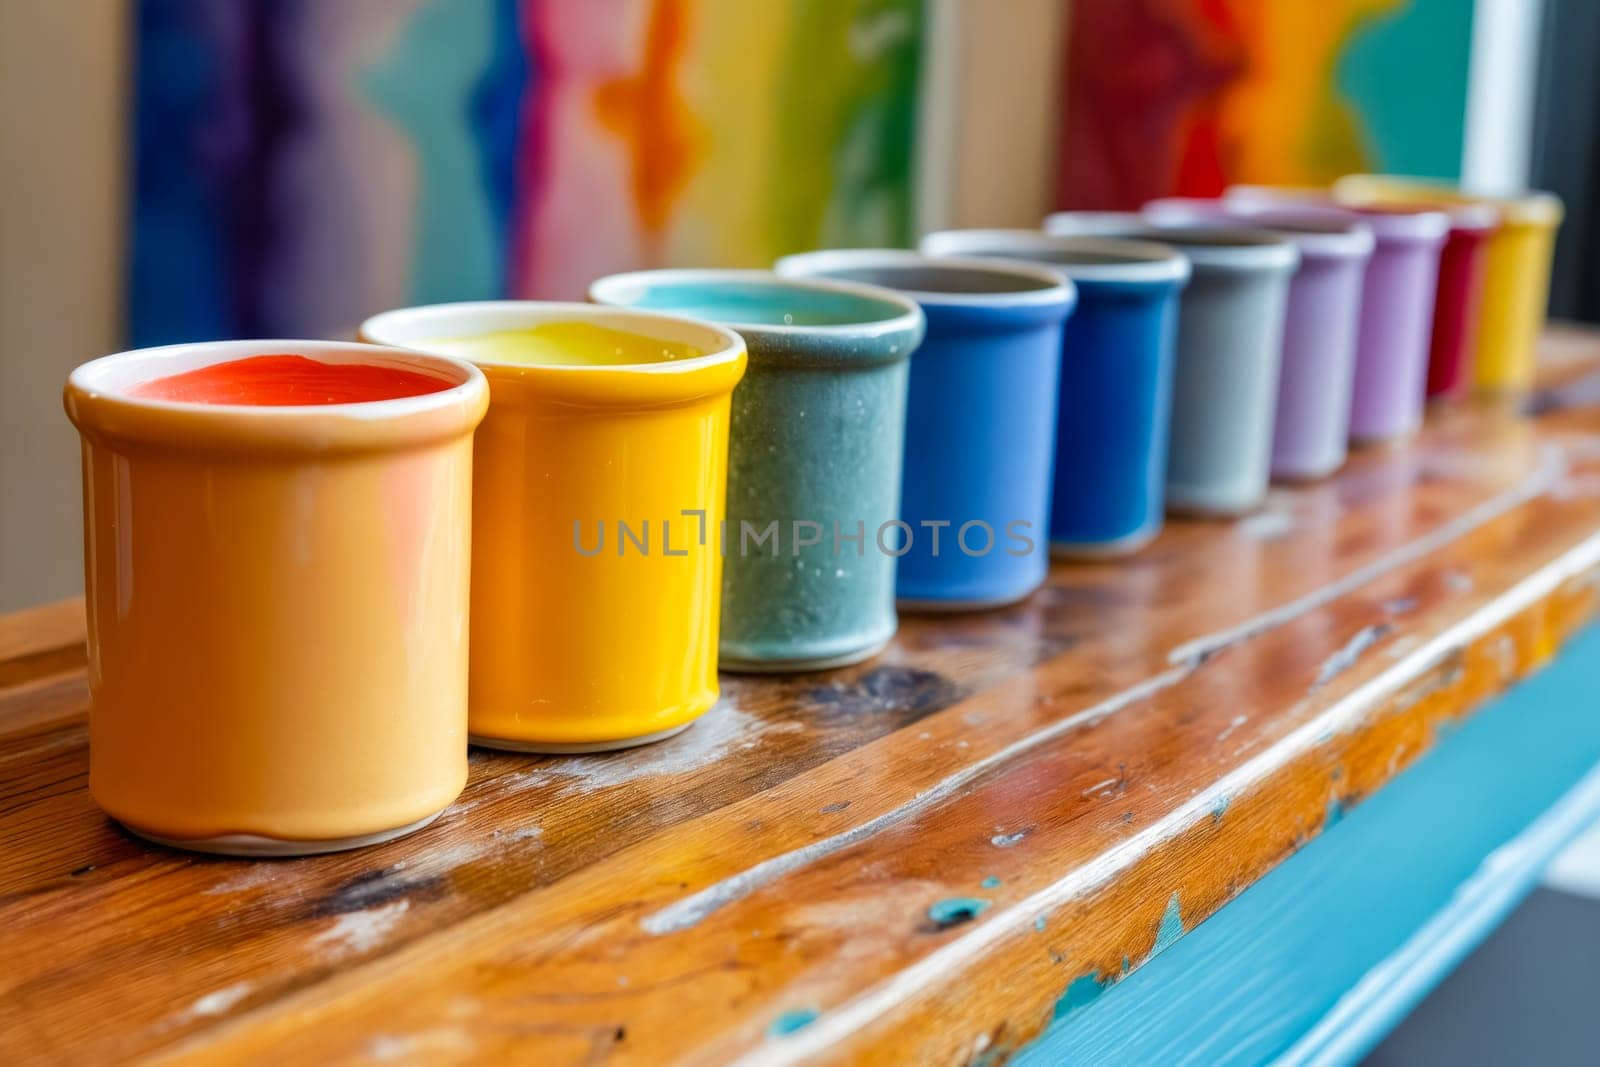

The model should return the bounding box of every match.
[1048,216,1301,514]
[589,269,925,672]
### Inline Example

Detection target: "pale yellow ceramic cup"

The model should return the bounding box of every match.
[1334,175,1564,394]
[360,302,747,752]
[63,339,488,855]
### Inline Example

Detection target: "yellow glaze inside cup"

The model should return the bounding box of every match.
[422,321,706,367]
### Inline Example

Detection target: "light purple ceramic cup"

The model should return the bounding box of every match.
[1145,198,1375,480]
[1225,187,1449,444]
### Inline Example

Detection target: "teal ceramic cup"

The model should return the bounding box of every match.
[589,269,925,672]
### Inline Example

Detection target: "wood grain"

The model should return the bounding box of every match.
[4,327,1600,1065]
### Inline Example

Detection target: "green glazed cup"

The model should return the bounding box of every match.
[590,269,925,672]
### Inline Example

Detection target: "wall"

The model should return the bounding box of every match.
[0,1,127,611]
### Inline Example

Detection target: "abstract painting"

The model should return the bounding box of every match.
[1056,0,1475,209]
[129,0,923,346]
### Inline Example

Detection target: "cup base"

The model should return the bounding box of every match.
[897,586,1040,614]
[122,807,446,857]
[1349,426,1419,449]
[469,722,694,755]
[1050,526,1159,560]
[720,637,891,675]
[1271,461,1343,484]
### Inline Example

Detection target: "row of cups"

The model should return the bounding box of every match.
[61,175,1560,854]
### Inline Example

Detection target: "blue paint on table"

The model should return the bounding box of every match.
[768,1007,820,1036]
[1016,622,1600,1066]
[926,897,991,928]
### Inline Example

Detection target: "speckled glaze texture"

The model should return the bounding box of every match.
[775,251,1077,608]
[590,271,924,671]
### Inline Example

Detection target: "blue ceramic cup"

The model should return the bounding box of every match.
[920,230,1191,557]
[776,250,1077,610]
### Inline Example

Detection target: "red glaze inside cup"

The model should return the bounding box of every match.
[129,354,453,406]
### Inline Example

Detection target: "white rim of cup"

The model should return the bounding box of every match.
[67,338,486,421]
[358,300,745,378]
[919,229,1192,285]
[1142,200,1375,259]
[773,248,1076,311]
[587,268,926,343]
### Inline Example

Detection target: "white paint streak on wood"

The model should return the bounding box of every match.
[743,532,1600,1065]
[314,900,411,956]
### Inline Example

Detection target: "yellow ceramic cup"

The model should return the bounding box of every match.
[359,302,747,752]
[63,340,488,855]
[1334,175,1564,394]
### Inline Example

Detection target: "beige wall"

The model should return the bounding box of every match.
[0,2,127,611]
[918,0,1068,234]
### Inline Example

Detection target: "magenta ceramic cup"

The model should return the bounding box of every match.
[1144,199,1376,480]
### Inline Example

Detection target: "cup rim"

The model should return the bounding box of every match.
[772,248,1077,311]
[1223,185,1452,241]
[64,339,490,454]
[1030,218,1299,273]
[358,300,746,376]
[66,339,486,420]
[587,268,926,342]
[1118,225,1301,271]
[1143,199,1376,259]
[1332,173,1562,228]
[919,229,1191,284]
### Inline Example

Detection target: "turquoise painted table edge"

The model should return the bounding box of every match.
[1016,620,1600,1066]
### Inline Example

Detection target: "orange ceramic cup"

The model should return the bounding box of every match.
[63,340,488,855]
[359,303,747,753]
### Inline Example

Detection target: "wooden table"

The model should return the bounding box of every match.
[6,327,1600,1065]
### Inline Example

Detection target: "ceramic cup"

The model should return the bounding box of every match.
[775,249,1077,608]
[920,228,1190,557]
[1334,175,1563,395]
[1225,185,1497,401]
[63,340,488,855]
[1050,218,1302,515]
[589,270,924,672]
[1145,199,1376,481]
[360,302,746,752]
[1227,186,1450,443]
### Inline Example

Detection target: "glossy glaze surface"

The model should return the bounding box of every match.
[361,302,746,748]
[920,230,1190,555]
[62,341,488,847]
[1335,175,1564,395]
[1142,200,1376,481]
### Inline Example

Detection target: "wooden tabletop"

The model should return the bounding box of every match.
[6,327,1600,1065]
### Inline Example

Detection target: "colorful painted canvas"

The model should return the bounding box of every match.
[129,0,923,346]
[1056,0,1475,209]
